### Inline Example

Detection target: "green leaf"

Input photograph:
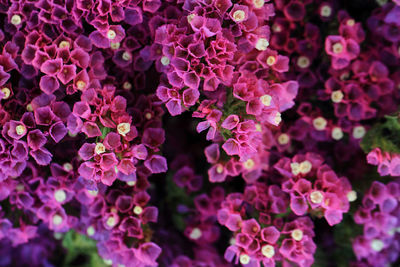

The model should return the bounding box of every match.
[62,230,108,267]
[361,115,400,153]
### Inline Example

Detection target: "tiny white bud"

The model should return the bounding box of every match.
[320,5,332,17]
[332,43,343,54]
[76,80,86,90]
[266,56,276,66]
[63,163,73,171]
[110,42,120,50]
[291,162,301,176]
[297,56,310,68]
[127,181,136,186]
[15,125,26,135]
[59,41,70,49]
[253,0,265,9]
[106,216,116,227]
[274,112,282,125]
[95,143,106,154]
[123,81,132,90]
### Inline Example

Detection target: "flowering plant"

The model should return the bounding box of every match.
[0,0,399,266]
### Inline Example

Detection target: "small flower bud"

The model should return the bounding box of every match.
[274,112,282,125]
[187,14,195,23]
[123,81,132,90]
[216,164,224,174]
[347,19,355,26]
[126,181,136,186]
[63,163,73,171]
[106,216,116,228]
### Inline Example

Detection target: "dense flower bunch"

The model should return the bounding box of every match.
[0,0,399,267]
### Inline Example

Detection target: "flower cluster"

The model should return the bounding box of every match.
[0,0,399,266]
[352,181,400,266]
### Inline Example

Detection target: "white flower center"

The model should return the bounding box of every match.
[233,10,246,22]
[370,239,384,252]
[260,94,272,106]
[110,42,120,50]
[95,143,106,154]
[313,117,327,131]
[332,43,343,54]
[122,51,131,61]
[117,123,130,136]
[266,56,276,66]
[15,125,26,135]
[253,0,265,8]
[161,56,170,66]
[352,126,366,139]
[261,245,275,258]
[133,206,143,215]
[331,90,344,103]
[310,191,323,204]
[53,214,63,225]
[320,5,332,17]
[297,56,310,68]
[59,41,70,49]
[87,226,95,236]
[278,133,290,145]
[239,254,250,265]
[255,38,269,51]
[347,190,357,202]
[244,159,255,170]
[76,80,86,90]
[107,30,116,40]
[331,127,344,140]
[11,14,22,25]
[54,189,67,203]
[299,160,312,174]
[291,229,303,241]
[189,228,202,240]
